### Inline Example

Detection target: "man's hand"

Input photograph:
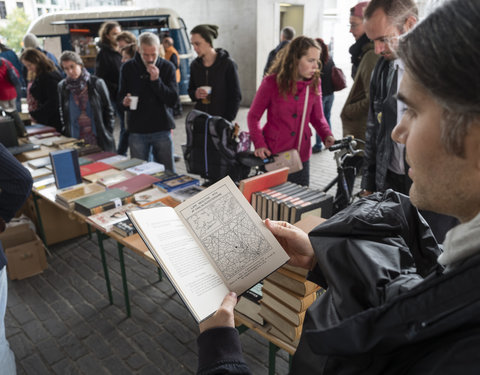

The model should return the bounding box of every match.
[146,63,159,81]
[254,147,272,160]
[359,189,373,197]
[199,292,237,333]
[122,93,132,107]
[265,219,315,270]
[195,87,209,100]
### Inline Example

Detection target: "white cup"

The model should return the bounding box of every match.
[199,86,212,104]
[129,96,139,110]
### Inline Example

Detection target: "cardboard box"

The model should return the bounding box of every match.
[0,224,47,280]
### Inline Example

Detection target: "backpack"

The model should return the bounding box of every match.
[183,110,250,183]
[0,58,21,90]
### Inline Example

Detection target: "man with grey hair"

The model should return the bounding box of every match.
[194,1,480,373]
[118,32,178,172]
[360,0,457,242]
[263,26,295,75]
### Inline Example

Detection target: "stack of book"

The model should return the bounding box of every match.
[251,182,333,223]
[55,183,106,209]
[260,264,322,345]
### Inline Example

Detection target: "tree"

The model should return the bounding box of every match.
[0,8,31,52]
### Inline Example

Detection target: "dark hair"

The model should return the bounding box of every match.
[20,48,56,76]
[398,0,480,157]
[121,43,137,59]
[99,21,120,46]
[364,0,418,29]
[315,38,329,65]
[281,26,295,41]
[0,42,11,53]
[269,36,321,97]
[60,50,84,67]
[116,31,136,45]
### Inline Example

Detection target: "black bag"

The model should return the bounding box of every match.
[183,110,250,182]
[0,58,21,90]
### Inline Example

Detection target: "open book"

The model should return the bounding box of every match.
[127,176,289,322]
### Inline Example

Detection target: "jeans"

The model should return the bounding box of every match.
[129,131,176,173]
[0,267,16,375]
[114,102,129,156]
[315,93,334,147]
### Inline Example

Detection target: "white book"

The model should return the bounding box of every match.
[133,188,169,206]
[128,176,289,323]
[126,161,165,175]
[98,155,128,165]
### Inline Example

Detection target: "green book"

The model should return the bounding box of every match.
[78,157,94,166]
[73,188,133,216]
[111,158,145,170]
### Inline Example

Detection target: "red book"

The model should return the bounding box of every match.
[80,162,113,177]
[109,174,161,194]
[25,124,57,136]
[239,167,289,203]
[83,151,118,162]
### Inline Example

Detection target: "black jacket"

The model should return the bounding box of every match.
[320,58,335,97]
[361,57,398,192]
[118,53,178,134]
[29,70,63,131]
[58,75,115,152]
[196,191,480,374]
[263,40,289,76]
[188,48,241,122]
[95,42,122,102]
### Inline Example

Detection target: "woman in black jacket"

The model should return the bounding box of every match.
[20,48,62,131]
[58,51,115,152]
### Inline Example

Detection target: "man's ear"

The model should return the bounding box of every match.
[404,15,417,32]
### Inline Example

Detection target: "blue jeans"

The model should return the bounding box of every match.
[315,93,334,147]
[0,267,15,375]
[129,131,176,173]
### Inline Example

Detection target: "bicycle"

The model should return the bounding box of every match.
[322,136,365,215]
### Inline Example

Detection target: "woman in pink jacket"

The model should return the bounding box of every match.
[248,36,335,186]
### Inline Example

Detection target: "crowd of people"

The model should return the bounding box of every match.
[1,0,479,373]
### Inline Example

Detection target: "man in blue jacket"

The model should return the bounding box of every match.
[119,32,178,173]
[0,143,33,374]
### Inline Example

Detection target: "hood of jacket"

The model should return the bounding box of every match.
[192,48,231,69]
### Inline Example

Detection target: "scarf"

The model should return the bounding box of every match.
[348,33,370,79]
[65,68,90,96]
[437,211,480,266]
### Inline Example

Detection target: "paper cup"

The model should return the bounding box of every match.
[200,86,212,104]
[129,96,139,110]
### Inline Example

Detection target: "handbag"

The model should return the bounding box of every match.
[331,65,347,91]
[265,86,310,174]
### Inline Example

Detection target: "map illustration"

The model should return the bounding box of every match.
[186,194,272,279]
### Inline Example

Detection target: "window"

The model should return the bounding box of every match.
[16,2,24,8]
[0,2,7,19]
[37,7,43,16]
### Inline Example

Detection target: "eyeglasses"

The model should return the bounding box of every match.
[349,23,361,29]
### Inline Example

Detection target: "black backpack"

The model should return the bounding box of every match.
[183,110,249,183]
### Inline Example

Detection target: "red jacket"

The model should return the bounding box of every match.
[247,74,332,162]
[0,58,18,101]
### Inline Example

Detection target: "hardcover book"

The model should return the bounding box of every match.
[97,170,135,187]
[288,193,334,223]
[234,282,264,325]
[86,203,140,233]
[55,183,106,209]
[83,151,118,162]
[266,267,319,296]
[109,174,161,195]
[25,124,57,136]
[127,176,289,322]
[73,188,133,216]
[29,167,51,180]
[126,161,165,175]
[169,185,204,202]
[259,304,303,342]
[112,219,137,237]
[262,279,319,312]
[111,158,145,170]
[97,155,128,165]
[49,149,82,189]
[82,168,121,183]
[239,167,289,203]
[261,290,306,326]
[153,174,200,193]
[80,162,113,177]
[133,188,169,207]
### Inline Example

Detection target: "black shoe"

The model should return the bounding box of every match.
[174,154,181,162]
[312,144,323,153]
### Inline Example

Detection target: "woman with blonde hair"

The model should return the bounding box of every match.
[20,48,62,130]
[248,36,335,186]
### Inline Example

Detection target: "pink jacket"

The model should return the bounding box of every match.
[247,74,333,162]
[0,58,17,101]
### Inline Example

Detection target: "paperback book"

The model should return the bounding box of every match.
[126,161,165,175]
[86,203,140,233]
[127,176,289,322]
[153,174,200,193]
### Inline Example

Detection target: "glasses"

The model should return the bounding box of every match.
[349,23,361,29]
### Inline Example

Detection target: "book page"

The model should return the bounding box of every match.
[128,207,230,322]
[176,177,289,295]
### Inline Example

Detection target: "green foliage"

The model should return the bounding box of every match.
[0,8,31,53]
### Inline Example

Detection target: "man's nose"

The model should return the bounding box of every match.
[374,41,384,55]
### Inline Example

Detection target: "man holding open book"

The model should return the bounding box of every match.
[196,1,480,374]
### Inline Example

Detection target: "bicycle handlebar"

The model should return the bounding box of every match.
[328,136,364,154]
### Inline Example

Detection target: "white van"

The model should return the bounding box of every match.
[27,7,193,101]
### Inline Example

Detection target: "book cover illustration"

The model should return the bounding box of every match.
[126,161,165,175]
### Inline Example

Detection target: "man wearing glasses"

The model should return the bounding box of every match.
[360,0,456,242]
